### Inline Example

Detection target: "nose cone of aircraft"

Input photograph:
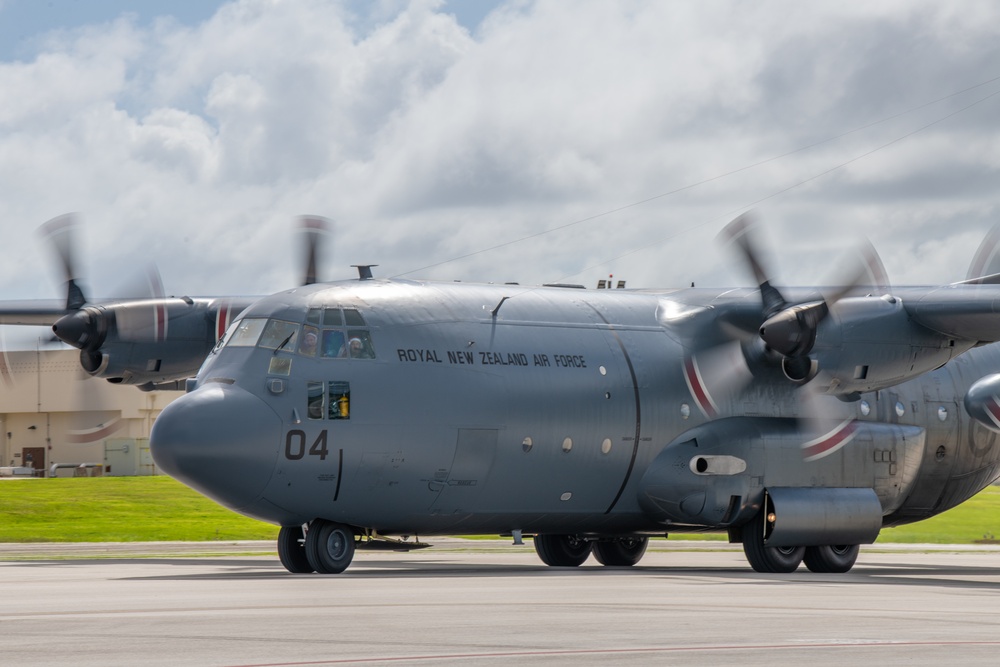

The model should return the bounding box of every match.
[151,383,282,512]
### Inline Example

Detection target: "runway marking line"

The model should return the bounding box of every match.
[225,640,1000,666]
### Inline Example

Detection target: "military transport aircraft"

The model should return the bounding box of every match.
[5,212,1000,575]
[139,213,1000,575]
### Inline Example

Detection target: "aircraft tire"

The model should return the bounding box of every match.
[533,534,592,567]
[803,544,860,573]
[742,511,804,573]
[277,526,314,573]
[305,520,356,574]
[592,537,649,566]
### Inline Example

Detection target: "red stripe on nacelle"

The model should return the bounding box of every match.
[801,419,858,462]
[683,357,717,419]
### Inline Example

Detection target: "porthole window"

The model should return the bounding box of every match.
[859,400,871,416]
[680,403,691,420]
[562,437,573,453]
[937,406,948,422]
[601,438,612,455]
[895,401,905,417]
[599,365,607,376]
[522,437,533,453]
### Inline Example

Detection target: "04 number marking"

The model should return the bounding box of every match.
[284,430,329,461]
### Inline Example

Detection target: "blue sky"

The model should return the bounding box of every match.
[0,0,497,61]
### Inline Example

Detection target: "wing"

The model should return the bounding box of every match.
[0,300,72,326]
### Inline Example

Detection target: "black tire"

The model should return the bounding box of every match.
[305,520,356,574]
[277,525,314,573]
[592,537,649,566]
[533,534,592,567]
[742,510,804,573]
[803,544,860,573]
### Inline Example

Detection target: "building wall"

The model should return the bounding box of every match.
[0,349,183,475]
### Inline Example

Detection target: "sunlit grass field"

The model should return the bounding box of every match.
[0,476,998,543]
[0,476,279,542]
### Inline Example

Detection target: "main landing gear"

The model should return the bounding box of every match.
[741,510,861,573]
[533,535,650,567]
[277,520,357,574]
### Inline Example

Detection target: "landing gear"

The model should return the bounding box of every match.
[533,534,592,567]
[277,525,314,573]
[742,510,804,573]
[803,544,860,573]
[592,537,649,566]
[305,520,356,574]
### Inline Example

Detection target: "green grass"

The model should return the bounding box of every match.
[0,476,279,542]
[1,476,998,544]
[878,485,1000,544]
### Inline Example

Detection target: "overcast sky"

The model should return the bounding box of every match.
[1,0,999,339]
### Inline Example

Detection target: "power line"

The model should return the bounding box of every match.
[392,73,1000,279]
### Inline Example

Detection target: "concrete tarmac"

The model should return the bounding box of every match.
[2,542,1000,666]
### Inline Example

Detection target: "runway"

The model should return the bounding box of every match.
[2,543,1000,666]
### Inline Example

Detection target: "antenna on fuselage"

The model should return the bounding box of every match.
[352,265,377,280]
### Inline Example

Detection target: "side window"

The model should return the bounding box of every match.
[304,381,351,420]
[258,320,299,350]
[268,357,292,375]
[228,319,267,347]
[299,326,319,357]
[321,330,346,358]
[329,382,350,419]
[347,330,375,359]
[307,381,324,420]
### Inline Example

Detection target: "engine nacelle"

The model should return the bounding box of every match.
[52,297,252,385]
[813,295,971,396]
[963,373,1000,432]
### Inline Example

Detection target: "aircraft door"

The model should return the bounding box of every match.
[429,428,498,514]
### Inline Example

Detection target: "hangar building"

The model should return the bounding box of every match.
[0,349,183,477]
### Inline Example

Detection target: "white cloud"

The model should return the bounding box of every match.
[0,0,998,324]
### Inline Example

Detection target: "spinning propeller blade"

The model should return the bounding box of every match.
[299,216,332,286]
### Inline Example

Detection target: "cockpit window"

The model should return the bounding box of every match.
[258,319,299,350]
[323,308,344,326]
[299,326,319,357]
[321,330,346,358]
[305,308,322,326]
[344,308,365,326]
[228,319,267,347]
[347,330,375,359]
[212,320,240,353]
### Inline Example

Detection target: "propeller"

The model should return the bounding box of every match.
[38,213,87,311]
[719,212,889,383]
[679,212,890,424]
[44,213,334,383]
[299,215,332,286]
[965,223,1000,283]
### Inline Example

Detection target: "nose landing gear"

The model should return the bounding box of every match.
[277,520,357,574]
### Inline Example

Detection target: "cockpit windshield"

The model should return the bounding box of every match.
[218,312,376,360]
